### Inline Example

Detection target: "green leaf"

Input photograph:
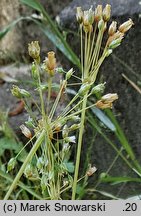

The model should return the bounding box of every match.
[0,17,24,40]
[64,162,74,173]
[0,137,27,162]
[0,137,20,155]
[105,109,141,173]
[91,107,116,131]
[20,0,44,12]
[94,189,121,200]
[100,175,141,184]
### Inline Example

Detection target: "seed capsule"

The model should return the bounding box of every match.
[91,83,106,94]
[66,68,74,80]
[101,93,118,103]
[28,41,40,63]
[7,158,16,172]
[76,7,83,24]
[94,5,102,22]
[78,83,91,96]
[119,18,134,33]
[44,51,56,76]
[20,124,32,139]
[103,4,111,22]
[87,166,97,176]
[108,21,117,36]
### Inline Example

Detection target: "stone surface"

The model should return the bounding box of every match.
[0,0,72,64]
[59,0,141,28]
[59,0,141,198]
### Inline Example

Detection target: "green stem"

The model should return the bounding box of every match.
[47,77,52,114]
[72,93,88,200]
[4,130,45,200]
[80,25,84,79]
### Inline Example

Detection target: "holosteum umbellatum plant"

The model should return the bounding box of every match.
[4,4,133,200]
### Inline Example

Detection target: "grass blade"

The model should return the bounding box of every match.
[0,17,24,40]
[105,109,141,173]
[100,175,141,184]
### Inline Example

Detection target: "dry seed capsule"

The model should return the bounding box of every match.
[108,21,117,36]
[88,7,94,25]
[76,7,83,24]
[44,51,56,76]
[103,4,111,22]
[28,41,40,63]
[101,93,118,103]
[119,18,134,33]
[95,100,113,109]
[87,166,97,176]
[83,10,92,33]
[20,124,32,139]
[94,5,102,22]
[83,10,89,26]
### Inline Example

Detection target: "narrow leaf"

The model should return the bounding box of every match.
[20,0,44,12]
[91,107,116,131]
[100,175,141,184]
[0,17,24,40]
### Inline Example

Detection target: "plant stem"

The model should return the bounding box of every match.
[47,77,52,114]
[80,25,84,79]
[72,93,88,200]
[4,130,45,200]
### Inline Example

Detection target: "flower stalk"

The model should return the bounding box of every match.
[72,4,133,200]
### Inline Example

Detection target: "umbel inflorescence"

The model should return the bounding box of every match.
[4,4,133,200]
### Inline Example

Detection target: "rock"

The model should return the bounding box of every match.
[0,0,72,64]
[59,0,141,28]
[59,0,141,198]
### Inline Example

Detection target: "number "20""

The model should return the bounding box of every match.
[125,203,137,211]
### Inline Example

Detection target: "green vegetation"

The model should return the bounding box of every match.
[0,0,141,200]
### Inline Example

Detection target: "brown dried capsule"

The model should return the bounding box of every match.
[28,41,40,63]
[94,5,102,22]
[87,166,97,176]
[108,21,117,36]
[103,4,111,22]
[119,18,134,33]
[20,124,32,139]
